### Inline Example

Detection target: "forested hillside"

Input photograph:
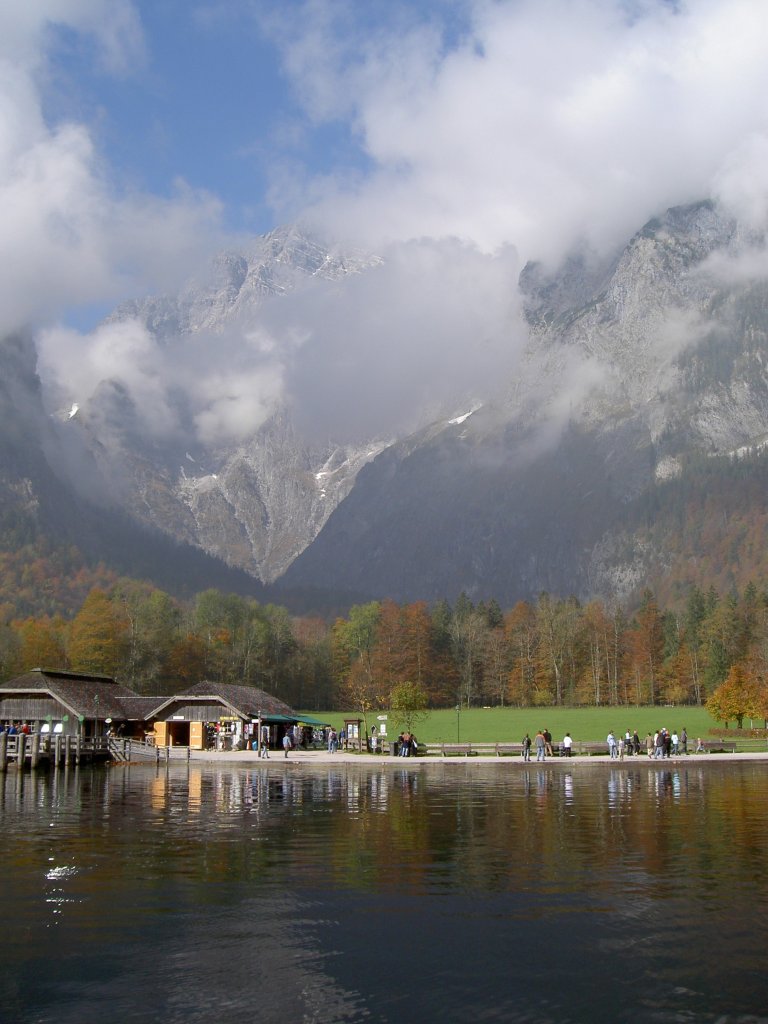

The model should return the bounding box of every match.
[3,577,767,720]
[625,449,768,603]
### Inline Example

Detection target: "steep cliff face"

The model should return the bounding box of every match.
[107,226,382,338]
[63,227,388,582]
[282,202,768,604]
[524,202,768,455]
[18,202,768,606]
[172,418,390,581]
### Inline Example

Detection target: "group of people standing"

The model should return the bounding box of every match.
[395,731,418,756]
[520,726,692,761]
[648,727,688,758]
[521,728,567,761]
[607,727,688,758]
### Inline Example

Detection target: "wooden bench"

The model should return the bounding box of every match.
[439,743,475,756]
[577,742,610,756]
[494,743,523,757]
[695,739,738,753]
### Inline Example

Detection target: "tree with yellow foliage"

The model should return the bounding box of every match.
[705,662,766,728]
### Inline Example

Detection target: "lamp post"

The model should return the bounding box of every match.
[455,703,461,743]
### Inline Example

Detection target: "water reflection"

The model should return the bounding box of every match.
[1,761,767,1023]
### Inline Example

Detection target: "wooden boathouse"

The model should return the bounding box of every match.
[147,681,301,750]
[0,668,146,737]
[0,670,319,766]
[0,668,155,769]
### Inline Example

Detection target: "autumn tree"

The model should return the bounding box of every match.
[370,599,410,693]
[164,633,208,692]
[114,581,180,690]
[534,593,582,705]
[449,595,488,707]
[14,616,67,672]
[706,662,765,728]
[288,616,333,710]
[68,588,128,677]
[332,603,383,731]
[505,601,536,706]
[627,590,665,703]
[389,680,429,734]
[480,625,511,705]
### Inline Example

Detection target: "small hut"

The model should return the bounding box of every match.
[146,680,300,750]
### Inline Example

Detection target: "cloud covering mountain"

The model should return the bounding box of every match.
[4,2,768,606]
[2,1,768,458]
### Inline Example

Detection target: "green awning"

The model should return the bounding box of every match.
[296,714,331,726]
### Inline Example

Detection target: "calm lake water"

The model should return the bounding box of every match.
[1,760,767,1024]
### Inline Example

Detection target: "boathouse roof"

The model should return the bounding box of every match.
[0,668,142,720]
[147,680,298,722]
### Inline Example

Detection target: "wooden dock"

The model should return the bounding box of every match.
[0,732,113,770]
[0,733,194,770]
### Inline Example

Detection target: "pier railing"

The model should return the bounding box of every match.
[0,732,194,770]
[0,732,115,770]
[108,737,191,764]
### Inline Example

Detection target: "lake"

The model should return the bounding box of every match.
[1,760,766,1023]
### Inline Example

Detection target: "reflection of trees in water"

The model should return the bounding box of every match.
[5,763,766,906]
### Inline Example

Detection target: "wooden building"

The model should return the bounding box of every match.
[146,681,301,750]
[0,671,317,753]
[0,668,144,738]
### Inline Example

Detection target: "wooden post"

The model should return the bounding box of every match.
[64,735,71,767]
[30,733,40,769]
[54,734,61,769]
[164,744,170,766]
[0,732,7,772]
[156,745,160,766]
[17,732,27,767]
[75,735,82,765]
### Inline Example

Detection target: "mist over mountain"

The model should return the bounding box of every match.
[281,199,768,605]
[4,199,768,612]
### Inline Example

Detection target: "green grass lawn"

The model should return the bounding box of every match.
[303,706,725,746]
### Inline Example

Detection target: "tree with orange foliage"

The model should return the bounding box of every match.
[505,601,536,706]
[14,616,67,672]
[68,588,128,677]
[706,662,766,728]
[164,633,208,693]
[627,590,665,704]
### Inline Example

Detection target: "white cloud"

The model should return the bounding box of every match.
[280,238,523,441]
[12,0,768,455]
[0,1,224,340]
[267,0,768,265]
[38,318,180,435]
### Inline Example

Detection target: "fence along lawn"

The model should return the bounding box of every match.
[309,706,741,747]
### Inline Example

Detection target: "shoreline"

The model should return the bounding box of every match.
[160,748,768,767]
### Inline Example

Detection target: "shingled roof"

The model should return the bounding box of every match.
[148,680,297,721]
[0,669,143,719]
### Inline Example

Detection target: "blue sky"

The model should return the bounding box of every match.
[5,0,768,323]
[43,1,344,234]
[40,1,469,237]
[5,1,768,444]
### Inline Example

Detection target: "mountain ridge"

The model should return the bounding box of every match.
[5,201,768,613]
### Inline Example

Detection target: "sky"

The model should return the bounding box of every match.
[4,0,768,446]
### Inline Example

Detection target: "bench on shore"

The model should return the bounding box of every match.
[494,743,523,756]
[437,743,475,756]
[695,739,738,753]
